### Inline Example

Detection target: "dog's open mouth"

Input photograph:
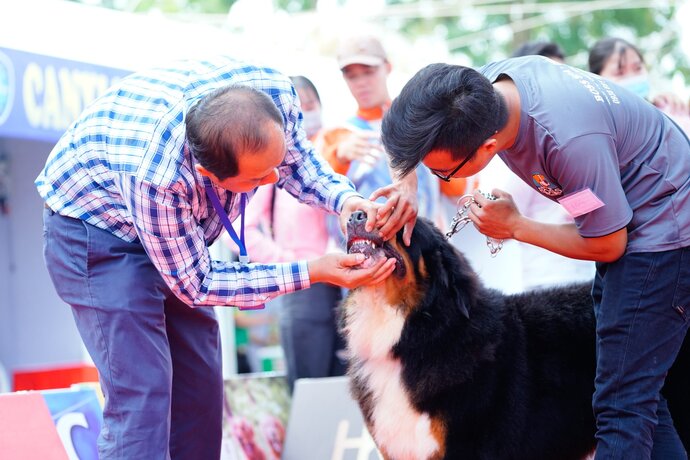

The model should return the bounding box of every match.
[346,219,406,277]
[347,236,387,269]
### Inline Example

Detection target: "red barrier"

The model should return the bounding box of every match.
[13,364,98,391]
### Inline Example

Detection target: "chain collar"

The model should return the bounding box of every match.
[445,192,504,257]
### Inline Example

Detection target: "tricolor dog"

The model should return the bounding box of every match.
[341,211,689,460]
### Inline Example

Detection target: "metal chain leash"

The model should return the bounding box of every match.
[445,191,504,257]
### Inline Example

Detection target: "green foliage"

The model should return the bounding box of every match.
[275,0,319,13]
[67,0,689,86]
[389,1,687,86]
[68,0,237,13]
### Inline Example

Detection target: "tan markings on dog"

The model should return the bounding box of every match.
[429,417,447,459]
[345,286,441,460]
[382,239,424,313]
[418,257,427,278]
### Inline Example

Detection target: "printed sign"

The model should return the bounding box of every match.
[0,47,130,142]
[282,376,383,460]
[42,387,103,460]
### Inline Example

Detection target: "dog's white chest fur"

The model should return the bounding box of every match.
[346,288,441,460]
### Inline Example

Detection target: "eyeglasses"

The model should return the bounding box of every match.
[429,153,473,182]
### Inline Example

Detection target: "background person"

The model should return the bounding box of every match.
[36,56,404,459]
[317,33,442,249]
[588,36,690,134]
[240,75,348,393]
[511,40,566,62]
[380,58,690,459]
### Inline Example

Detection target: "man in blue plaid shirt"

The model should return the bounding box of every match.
[36,56,415,459]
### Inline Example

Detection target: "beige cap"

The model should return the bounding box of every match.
[336,35,388,70]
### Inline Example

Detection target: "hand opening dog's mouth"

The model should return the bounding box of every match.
[346,216,406,278]
[347,236,385,269]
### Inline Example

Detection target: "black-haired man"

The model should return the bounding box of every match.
[380,57,690,459]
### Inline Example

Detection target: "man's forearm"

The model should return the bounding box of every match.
[513,218,627,263]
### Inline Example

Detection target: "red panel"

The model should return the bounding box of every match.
[13,364,99,391]
[0,392,69,459]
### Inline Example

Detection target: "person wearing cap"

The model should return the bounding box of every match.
[35,55,408,459]
[317,34,445,246]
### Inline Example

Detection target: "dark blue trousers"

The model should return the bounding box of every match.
[43,209,223,459]
[592,248,690,460]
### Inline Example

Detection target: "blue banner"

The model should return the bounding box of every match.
[0,47,130,142]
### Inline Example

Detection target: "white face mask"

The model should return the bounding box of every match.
[617,74,651,100]
[301,110,323,138]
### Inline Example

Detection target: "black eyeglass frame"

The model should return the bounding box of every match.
[429,153,474,182]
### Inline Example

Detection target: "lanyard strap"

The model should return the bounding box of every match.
[205,185,249,264]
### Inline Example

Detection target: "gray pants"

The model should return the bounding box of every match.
[279,283,346,393]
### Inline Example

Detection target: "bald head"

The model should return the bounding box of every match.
[186,85,284,179]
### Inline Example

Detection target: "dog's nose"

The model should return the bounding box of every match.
[349,210,367,224]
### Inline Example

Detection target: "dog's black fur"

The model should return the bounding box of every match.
[343,217,689,460]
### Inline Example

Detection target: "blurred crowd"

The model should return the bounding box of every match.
[227,33,690,382]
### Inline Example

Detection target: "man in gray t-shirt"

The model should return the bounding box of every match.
[377,56,690,459]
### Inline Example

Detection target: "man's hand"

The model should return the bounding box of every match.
[653,92,689,116]
[308,253,398,288]
[467,188,522,239]
[339,195,381,235]
[468,188,627,262]
[369,171,419,245]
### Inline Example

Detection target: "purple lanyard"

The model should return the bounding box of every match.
[205,185,249,264]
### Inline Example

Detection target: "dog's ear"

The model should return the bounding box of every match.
[411,219,477,320]
[438,248,471,319]
[455,287,471,319]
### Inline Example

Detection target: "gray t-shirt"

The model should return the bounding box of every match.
[480,56,690,253]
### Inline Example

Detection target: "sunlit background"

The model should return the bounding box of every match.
[0,0,688,394]
[1,0,688,124]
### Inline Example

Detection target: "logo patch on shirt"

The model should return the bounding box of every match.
[531,173,563,197]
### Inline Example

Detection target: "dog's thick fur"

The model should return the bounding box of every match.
[341,215,689,460]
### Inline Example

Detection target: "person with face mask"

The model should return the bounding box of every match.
[291,75,323,140]
[236,75,349,393]
[589,37,690,134]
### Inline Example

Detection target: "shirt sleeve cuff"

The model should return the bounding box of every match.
[276,260,311,295]
[335,190,363,214]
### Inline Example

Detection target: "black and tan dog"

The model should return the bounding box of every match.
[341,211,689,460]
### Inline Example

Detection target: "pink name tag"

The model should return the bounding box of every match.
[557,188,605,218]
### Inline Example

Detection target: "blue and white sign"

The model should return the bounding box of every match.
[0,50,14,127]
[0,47,130,142]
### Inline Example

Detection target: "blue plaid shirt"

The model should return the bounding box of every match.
[35,56,359,309]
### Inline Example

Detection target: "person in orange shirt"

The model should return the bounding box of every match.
[317,34,458,246]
